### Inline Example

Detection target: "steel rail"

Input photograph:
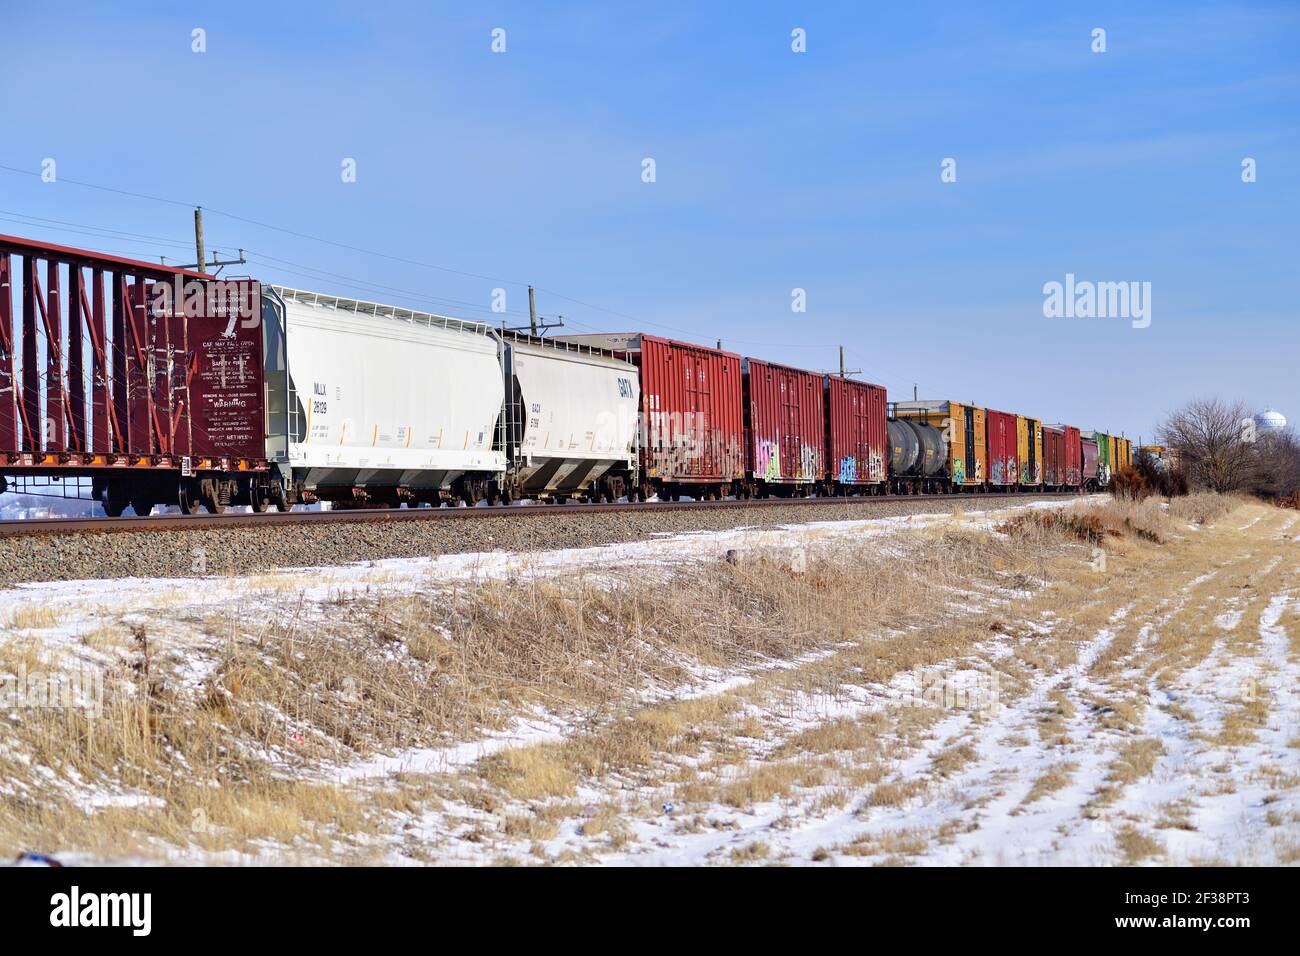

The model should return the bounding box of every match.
[0,491,1083,539]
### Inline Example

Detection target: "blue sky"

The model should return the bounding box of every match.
[2,0,1296,441]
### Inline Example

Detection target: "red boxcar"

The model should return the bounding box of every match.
[1064,425,1082,486]
[1081,436,1099,486]
[1044,424,1082,488]
[1043,426,1065,488]
[825,376,888,489]
[985,409,1018,488]
[743,358,824,486]
[553,333,744,495]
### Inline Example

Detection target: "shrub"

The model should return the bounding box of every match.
[1111,465,1149,500]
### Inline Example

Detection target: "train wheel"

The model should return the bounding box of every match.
[271,483,290,512]
[200,479,224,515]
[102,482,129,518]
[178,483,202,515]
[250,485,270,513]
[130,498,153,517]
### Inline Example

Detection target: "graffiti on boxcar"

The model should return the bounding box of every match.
[645,410,744,478]
[837,456,857,484]
[799,444,818,481]
[953,458,965,484]
[757,440,780,480]
[868,450,884,481]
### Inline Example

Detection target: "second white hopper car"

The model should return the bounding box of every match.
[504,338,640,502]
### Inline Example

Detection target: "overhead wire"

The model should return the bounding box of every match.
[0,163,886,363]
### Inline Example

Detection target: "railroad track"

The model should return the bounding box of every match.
[0,491,1082,538]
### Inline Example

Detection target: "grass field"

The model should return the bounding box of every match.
[1,494,1296,865]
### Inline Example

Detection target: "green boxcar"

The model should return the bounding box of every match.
[1092,431,1112,485]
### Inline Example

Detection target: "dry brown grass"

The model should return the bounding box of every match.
[1000,496,1174,546]
[1019,762,1078,808]
[1115,826,1164,864]
[0,492,1250,863]
[843,828,930,859]
[730,840,770,863]
[1087,737,1165,812]
[1168,493,1239,527]
[1216,695,1270,747]
[5,604,60,630]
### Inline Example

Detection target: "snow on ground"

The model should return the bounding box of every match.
[0,496,1086,657]
[4,496,1297,866]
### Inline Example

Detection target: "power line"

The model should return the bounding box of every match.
[0,163,894,357]
[0,208,196,249]
[0,162,195,209]
[0,208,524,319]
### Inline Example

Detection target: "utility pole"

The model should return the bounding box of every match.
[181,207,246,272]
[194,207,206,274]
[823,346,859,379]
[913,384,918,401]
[504,287,563,336]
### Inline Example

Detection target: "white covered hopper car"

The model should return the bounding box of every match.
[504,338,639,501]
[260,287,639,506]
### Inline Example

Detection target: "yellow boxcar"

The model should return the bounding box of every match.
[894,400,987,486]
[1016,415,1044,487]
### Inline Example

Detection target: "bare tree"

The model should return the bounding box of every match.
[1156,398,1255,493]
[1247,428,1300,497]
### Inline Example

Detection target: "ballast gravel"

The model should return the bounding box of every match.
[0,495,1069,586]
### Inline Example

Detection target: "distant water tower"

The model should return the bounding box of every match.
[1253,408,1287,433]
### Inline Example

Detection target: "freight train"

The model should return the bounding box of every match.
[0,234,1131,515]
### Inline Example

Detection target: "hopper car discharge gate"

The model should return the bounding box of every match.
[0,234,271,516]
